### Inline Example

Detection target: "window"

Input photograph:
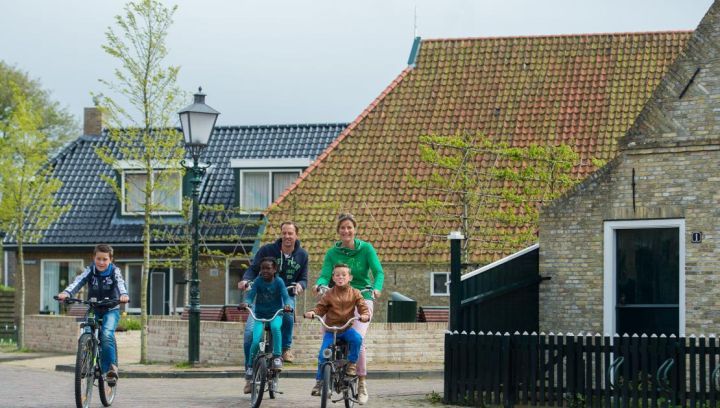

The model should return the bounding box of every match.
[122,170,182,215]
[41,260,84,314]
[431,272,450,296]
[240,170,300,211]
[124,264,143,313]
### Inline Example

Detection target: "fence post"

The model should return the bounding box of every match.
[448,231,464,332]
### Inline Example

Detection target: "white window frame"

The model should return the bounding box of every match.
[117,160,183,216]
[121,260,188,314]
[603,219,685,337]
[430,272,450,296]
[238,168,302,212]
[40,259,84,313]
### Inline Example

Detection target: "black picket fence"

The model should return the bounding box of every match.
[445,331,720,407]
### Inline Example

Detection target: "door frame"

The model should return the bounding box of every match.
[603,219,685,337]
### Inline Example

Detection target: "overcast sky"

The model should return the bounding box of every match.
[0,0,714,127]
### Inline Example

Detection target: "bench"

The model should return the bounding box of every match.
[417,306,449,323]
[180,305,225,321]
[224,306,250,323]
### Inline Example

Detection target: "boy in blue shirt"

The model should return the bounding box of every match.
[57,244,129,385]
[239,257,292,393]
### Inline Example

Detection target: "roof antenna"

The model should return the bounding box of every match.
[413,4,418,38]
[407,3,422,68]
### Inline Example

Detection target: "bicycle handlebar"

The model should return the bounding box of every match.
[241,281,300,295]
[316,285,376,300]
[53,295,119,309]
[240,306,292,323]
[310,315,358,332]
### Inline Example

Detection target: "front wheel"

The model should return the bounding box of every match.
[250,357,267,408]
[98,373,117,406]
[320,363,332,408]
[74,333,95,408]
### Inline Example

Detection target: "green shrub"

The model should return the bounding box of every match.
[117,315,141,331]
[0,284,15,292]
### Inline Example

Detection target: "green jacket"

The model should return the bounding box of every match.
[317,238,385,300]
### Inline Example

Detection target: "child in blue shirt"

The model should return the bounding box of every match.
[239,257,292,389]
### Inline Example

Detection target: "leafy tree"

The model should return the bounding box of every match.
[407,132,580,266]
[0,61,78,149]
[94,0,184,363]
[0,84,70,349]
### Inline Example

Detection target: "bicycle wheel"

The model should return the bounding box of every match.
[320,363,332,408]
[344,376,358,408]
[268,373,277,399]
[250,357,267,408]
[98,371,117,406]
[74,333,94,408]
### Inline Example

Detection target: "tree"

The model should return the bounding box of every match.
[94,0,184,363]
[407,132,580,266]
[0,84,70,349]
[0,61,78,149]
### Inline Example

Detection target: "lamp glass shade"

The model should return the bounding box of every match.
[180,110,217,146]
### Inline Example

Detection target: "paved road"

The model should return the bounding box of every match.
[0,364,444,408]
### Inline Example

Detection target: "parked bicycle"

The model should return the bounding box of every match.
[54,295,118,408]
[238,282,295,408]
[309,285,374,408]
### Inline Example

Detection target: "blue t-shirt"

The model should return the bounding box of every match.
[245,276,290,319]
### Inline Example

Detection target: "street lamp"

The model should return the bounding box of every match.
[178,87,219,364]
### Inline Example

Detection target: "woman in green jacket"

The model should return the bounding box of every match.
[313,213,384,405]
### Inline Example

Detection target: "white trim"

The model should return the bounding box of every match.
[115,160,185,170]
[121,169,183,216]
[40,259,84,313]
[603,219,685,337]
[430,272,450,296]
[239,169,302,212]
[230,158,312,168]
[461,243,539,281]
[4,251,8,286]
[224,258,230,305]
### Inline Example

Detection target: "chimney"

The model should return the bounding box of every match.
[83,107,102,136]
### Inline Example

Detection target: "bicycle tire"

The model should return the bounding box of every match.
[250,357,266,408]
[320,363,332,408]
[268,374,277,399]
[344,376,357,408]
[98,372,117,406]
[74,333,94,408]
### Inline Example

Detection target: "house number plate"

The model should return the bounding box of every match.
[691,232,703,243]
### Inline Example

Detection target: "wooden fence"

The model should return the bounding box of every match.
[445,331,720,407]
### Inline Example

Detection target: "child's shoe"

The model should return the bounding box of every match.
[311,380,323,396]
[272,357,283,370]
[346,362,357,376]
[106,364,119,386]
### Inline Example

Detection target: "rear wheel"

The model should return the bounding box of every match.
[74,333,94,408]
[344,376,358,408]
[98,372,117,406]
[320,363,332,408]
[250,357,267,408]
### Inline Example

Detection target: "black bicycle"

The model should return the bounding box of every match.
[55,295,119,408]
[310,286,374,408]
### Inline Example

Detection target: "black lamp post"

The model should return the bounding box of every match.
[178,87,219,364]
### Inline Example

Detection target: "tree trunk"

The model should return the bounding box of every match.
[140,178,152,364]
[17,238,25,350]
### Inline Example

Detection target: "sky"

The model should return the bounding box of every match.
[0,0,715,127]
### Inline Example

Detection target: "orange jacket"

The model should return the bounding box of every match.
[309,285,369,329]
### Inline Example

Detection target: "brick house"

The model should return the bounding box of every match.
[2,109,346,316]
[264,32,690,321]
[539,1,720,336]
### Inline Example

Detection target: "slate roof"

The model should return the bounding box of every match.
[266,32,691,265]
[7,123,347,247]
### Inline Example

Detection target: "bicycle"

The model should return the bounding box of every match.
[54,295,119,408]
[309,285,374,408]
[238,284,295,408]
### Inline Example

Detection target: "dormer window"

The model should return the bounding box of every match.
[231,158,311,212]
[118,161,183,215]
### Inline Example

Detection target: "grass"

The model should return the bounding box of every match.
[426,390,443,404]
[174,361,193,369]
[117,315,141,331]
[0,284,14,292]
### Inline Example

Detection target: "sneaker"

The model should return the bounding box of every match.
[243,379,252,394]
[106,364,119,387]
[245,367,253,379]
[358,377,368,405]
[272,357,283,370]
[346,362,357,376]
[311,380,323,396]
[282,348,295,363]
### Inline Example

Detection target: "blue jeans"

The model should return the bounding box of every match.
[96,308,120,374]
[315,328,362,380]
[243,297,295,369]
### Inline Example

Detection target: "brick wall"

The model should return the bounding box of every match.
[147,316,446,365]
[24,315,80,352]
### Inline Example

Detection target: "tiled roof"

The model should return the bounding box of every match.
[267,32,691,265]
[9,123,347,246]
